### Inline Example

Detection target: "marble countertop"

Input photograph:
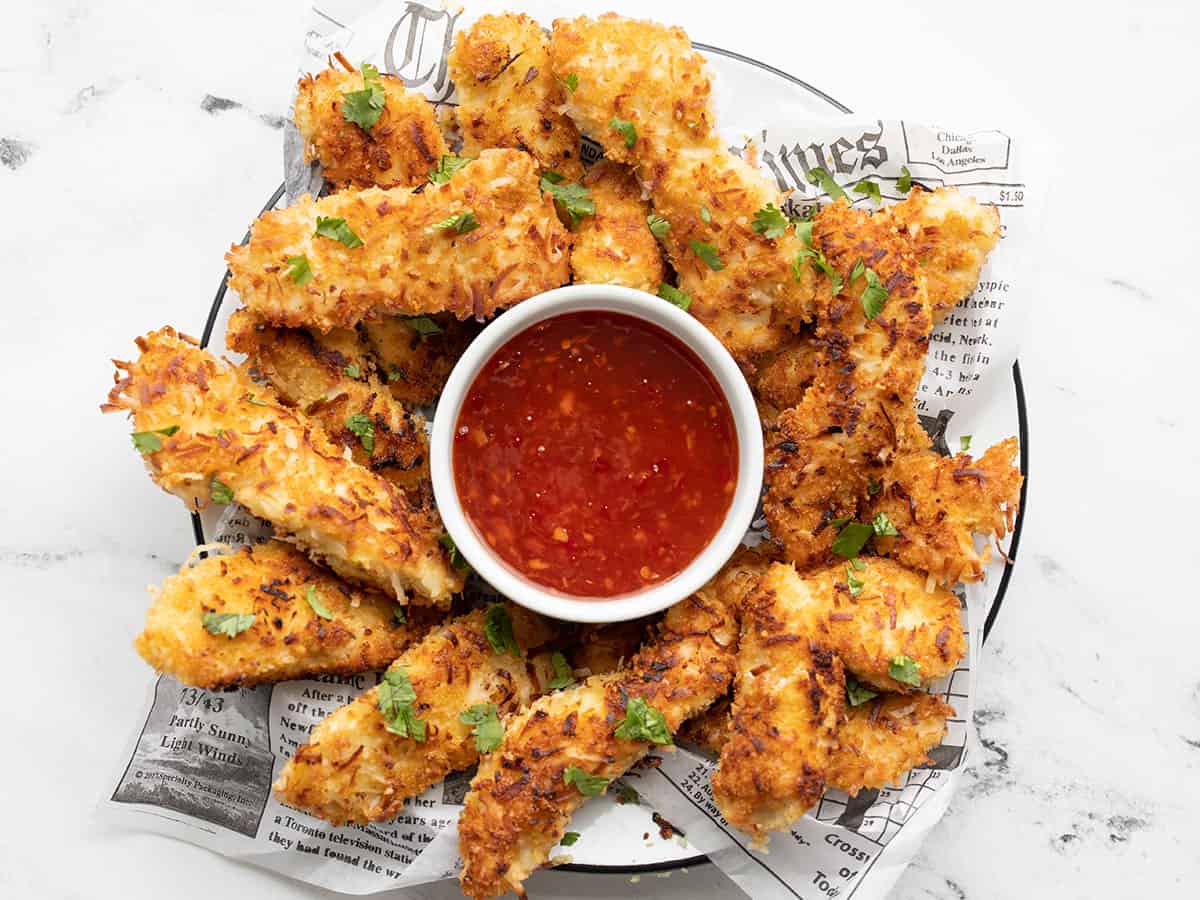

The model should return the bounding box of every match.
[4,1,1198,897]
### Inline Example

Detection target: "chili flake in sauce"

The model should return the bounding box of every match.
[453,311,738,598]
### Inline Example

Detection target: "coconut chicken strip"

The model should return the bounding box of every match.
[227,309,432,510]
[294,64,447,190]
[870,438,1022,585]
[103,328,462,605]
[136,541,440,690]
[711,562,845,844]
[359,314,479,408]
[273,605,556,825]
[457,560,750,899]
[881,187,1001,323]
[549,15,815,360]
[569,161,664,291]
[226,148,570,332]
[448,13,583,180]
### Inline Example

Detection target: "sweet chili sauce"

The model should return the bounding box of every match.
[452,310,738,598]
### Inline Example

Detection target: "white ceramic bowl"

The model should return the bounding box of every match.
[430,284,763,623]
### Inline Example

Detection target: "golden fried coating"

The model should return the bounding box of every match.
[273,605,557,825]
[549,15,815,360]
[870,438,1022,585]
[567,618,650,676]
[226,149,570,332]
[294,66,447,190]
[569,161,664,291]
[227,310,432,509]
[712,562,845,844]
[448,13,583,180]
[677,693,731,754]
[827,693,953,796]
[103,328,462,605]
[359,314,479,408]
[753,332,822,420]
[880,187,1001,323]
[805,558,966,693]
[457,567,744,899]
[135,541,438,689]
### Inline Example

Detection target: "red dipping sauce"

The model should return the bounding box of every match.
[452,310,738,598]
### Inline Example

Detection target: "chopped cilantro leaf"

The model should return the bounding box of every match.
[861,267,889,319]
[484,604,521,657]
[752,203,789,239]
[459,703,504,753]
[547,651,576,690]
[609,116,637,149]
[854,179,882,205]
[439,533,471,573]
[806,166,847,202]
[345,413,375,455]
[378,666,426,740]
[793,219,814,246]
[285,254,313,285]
[209,477,234,505]
[646,214,671,240]
[616,784,640,805]
[429,155,473,184]
[393,605,407,624]
[867,478,882,496]
[846,564,864,598]
[849,259,866,284]
[831,521,873,559]
[960,435,972,453]
[563,765,608,797]
[386,367,404,383]
[889,655,921,687]
[896,166,913,193]
[872,512,900,537]
[613,697,673,745]
[341,63,386,131]
[688,239,725,271]
[405,315,442,336]
[305,584,334,620]
[202,612,256,638]
[562,72,579,92]
[540,174,594,226]
[343,363,361,379]
[314,216,363,249]
[657,283,693,311]
[560,832,581,847]
[792,247,842,294]
[131,425,179,454]
[428,210,479,235]
[846,675,878,707]
[700,205,712,224]
[243,393,269,406]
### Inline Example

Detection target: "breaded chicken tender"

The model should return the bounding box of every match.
[712,562,845,844]
[226,310,432,509]
[103,328,462,605]
[569,161,664,291]
[273,605,556,825]
[359,314,479,408]
[870,438,1022,585]
[880,187,1001,323]
[136,541,438,689]
[448,13,583,180]
[827,693,953,796]
[457,561,748,899]
[226,149,570,332]
[294,65,447,190]
[549,15,815,360]
[805,558,966,692]
[753,332,822,420]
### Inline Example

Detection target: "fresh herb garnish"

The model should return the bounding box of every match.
[646,214,671,240]
[285,254,313,285]
[867,478,882,496]
[609,116,637,149]
[563,765,608,797]
[428,210,479,235]
[341,63,387,131]
[459,703,504,753]
[613,696,673,745]
[386,367,404,383]
[345,413,375,454]
[700,205,711,224]
[793,219,814,246]
[896,166,912,194]
[540,173,595,226]
[209,477,235,505]
[752,203,789,239]
[428,155,473,184]
[854,179,882,205]
[846,563,865,598]
[562,72,579,93]
[377,666,426,740]
[202,612,256,638]
[889,655,921,687]
[343,363,361,379]
[243,393,269,406]
[860,267,889,319]
[393,605,407,624]
[846,675,878,707]
[849,258,866,285]
[616,783,640,805]
[305,584,334,620]
[793,247,842,295]
[484,604,521,657]
[547,651,576,690]
[439,533,471,572]
[872,512,900,537]
[657,283,693,311]
[806,166,847,202]
[131,425,179,454]
[314,216,363,249]
[405,315,442,336]
[688,239,725,271]
[560,831,581,846]
[831,521,873,559]
[960,435,972,453]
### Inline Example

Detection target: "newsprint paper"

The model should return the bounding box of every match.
[100,2,1039,897]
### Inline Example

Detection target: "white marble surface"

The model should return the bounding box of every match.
[4,1,1199,898]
